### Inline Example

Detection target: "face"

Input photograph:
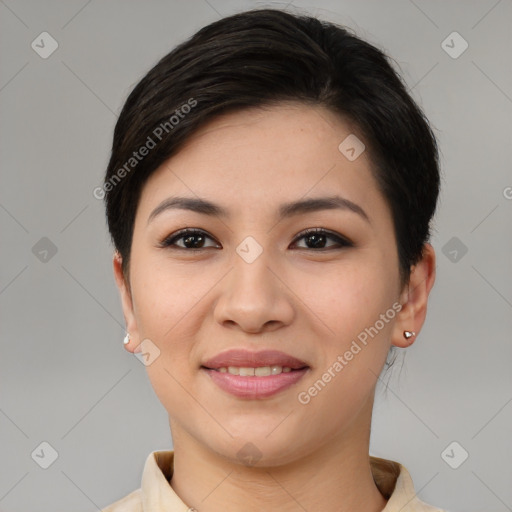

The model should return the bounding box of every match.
[115,103,428,466]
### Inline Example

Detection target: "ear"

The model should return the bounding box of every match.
[113,251,140,353]
[391,243,436,348]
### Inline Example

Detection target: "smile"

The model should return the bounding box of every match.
[200,349,310,399]
[201,366,309,399]
[215,365,292,376]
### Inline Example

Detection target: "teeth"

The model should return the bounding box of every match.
[221,366,293,376]
[255,366,271,376]
[239,367,255,376]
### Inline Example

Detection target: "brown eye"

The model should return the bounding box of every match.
[160,229,220,250]
[292,228,353,250]
[159,227,352,251]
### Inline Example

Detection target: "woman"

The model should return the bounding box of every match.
[101,8,444,511]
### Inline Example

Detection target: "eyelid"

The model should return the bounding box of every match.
[159,227,353,250]
[159,228,220,249]
[290,227,353,249]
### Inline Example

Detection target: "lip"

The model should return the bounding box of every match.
[201,349,310,399]
[202,367,310,399]
[201,349,308,370]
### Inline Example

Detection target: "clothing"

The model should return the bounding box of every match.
[101,450,446,511]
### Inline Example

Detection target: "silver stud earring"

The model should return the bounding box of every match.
[123,332,130,345]
[403,330,416,340]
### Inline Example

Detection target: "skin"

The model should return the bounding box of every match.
[113,103,436,512]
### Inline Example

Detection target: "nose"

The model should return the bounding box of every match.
[213,246,295,334]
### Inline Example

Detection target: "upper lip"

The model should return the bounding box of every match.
[201,349,309,370]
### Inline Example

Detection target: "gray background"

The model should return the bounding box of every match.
[0,1,511,511]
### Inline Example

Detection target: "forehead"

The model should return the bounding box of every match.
[172,103,361,174]
[136,103,388,224]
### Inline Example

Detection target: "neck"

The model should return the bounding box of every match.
[169,400,388,512]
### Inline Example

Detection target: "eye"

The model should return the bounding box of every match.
[159,228,220,250]
[159,227,353,251]
[291,228,353,250]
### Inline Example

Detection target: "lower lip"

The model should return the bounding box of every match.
[202,367,309,399]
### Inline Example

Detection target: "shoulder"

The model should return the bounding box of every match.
[403,491,448,511]
[387,463,448,511]
[370,456,447,512]
[100,450,176,511]
[100,488,142,512]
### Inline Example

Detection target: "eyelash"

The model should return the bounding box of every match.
[159,227,353,251]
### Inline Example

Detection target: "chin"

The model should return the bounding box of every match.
[204,428,310,469]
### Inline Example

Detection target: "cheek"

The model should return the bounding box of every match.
[294,270,395,430]
[130,248,208,338]
[128,249,219,389]
[303,254,397,336]
[129,260,201,399]
[297,255,397,401]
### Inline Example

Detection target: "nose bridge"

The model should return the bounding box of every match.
[213,236,294,331]
[231,237,277,300]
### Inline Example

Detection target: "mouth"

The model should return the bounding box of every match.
[202,365,304,376]
[201,348,309,371]
[200,349,310,399]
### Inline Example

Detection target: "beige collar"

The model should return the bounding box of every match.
[137,450,442,511]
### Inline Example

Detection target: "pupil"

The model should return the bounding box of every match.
[185,234,203,248]
[308,234,325,248]
[182,233,328,249]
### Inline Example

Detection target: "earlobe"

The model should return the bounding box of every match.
[113,251,139,353]
[391,243,436,348]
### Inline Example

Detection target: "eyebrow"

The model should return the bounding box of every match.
[147,195,370,225]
